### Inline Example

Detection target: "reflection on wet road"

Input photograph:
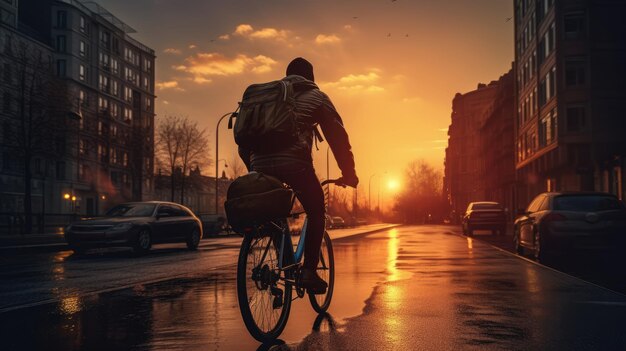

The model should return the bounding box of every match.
[2,225,626,350]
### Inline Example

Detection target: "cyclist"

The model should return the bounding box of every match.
[238,57,358,294]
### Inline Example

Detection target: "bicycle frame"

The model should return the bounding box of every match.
[274,216,307,275]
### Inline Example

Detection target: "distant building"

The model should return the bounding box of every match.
[0,0,155,221]
[154,167,232,216]
[479,69,515,219]
[444,79,501,219]
[514,0,626,207]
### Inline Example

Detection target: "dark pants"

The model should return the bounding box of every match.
[252,160,325,270]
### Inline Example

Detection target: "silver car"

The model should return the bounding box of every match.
[514,192,626,261]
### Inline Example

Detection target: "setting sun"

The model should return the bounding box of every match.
[387,179,400,192]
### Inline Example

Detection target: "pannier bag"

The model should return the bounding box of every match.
[225,172,293,228]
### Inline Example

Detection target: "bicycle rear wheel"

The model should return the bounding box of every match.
[237,232,293,342]
[309,231,335,313]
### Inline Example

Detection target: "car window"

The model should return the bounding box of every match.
[157,205,176,216]
[526,195,545,213]
[106,204,156,217]
[174,205,193,217]
[553,195,624,212]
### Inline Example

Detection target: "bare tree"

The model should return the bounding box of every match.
[228,152,246,179]
[2,33,70,233]
[178,118,210,204]
[155,115,183,201]
[394,159,447,223]
[155,115,211,204]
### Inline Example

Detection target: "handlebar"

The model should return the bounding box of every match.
[321,178,346,187]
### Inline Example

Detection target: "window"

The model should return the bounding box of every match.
[111,103,119,117]
[99,74,109,93]
[100,30,110,48]
[144,58,152,72]
[566,105,586,132]
[111,80,119,96]
[549,108,557,141]
[143,77,149,90]
[564,13,585,40]
[56,59,66,77]
[124,86,132,102]
[56,35,66,52]
[56,11,67,28]
[99,52,110,67]
[565,57,586,86]
[123,152,129,167]
[145,97,152,111]
[79,41,86,57]
[111,58,119,74]
[124,107,133,122]
[79,16,87,33]
[548,66,556,98]
[98,96,109,112]
[111,148,118,164]
[110,124,118,138]
[79,64,86,81]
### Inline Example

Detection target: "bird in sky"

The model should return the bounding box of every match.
[505,17,512,22]
[387,33,391,37]
[353,16,358,19]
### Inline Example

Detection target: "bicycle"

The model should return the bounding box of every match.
[236,179,343,342]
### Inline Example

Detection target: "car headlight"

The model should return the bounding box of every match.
[112,223,133,231]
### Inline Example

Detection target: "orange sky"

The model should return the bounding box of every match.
[98,0,514,206]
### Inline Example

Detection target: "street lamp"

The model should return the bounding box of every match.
[368,173,377,211]
[215,111,236,215]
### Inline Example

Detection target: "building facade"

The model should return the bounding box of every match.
[479,69,516,219]
[0,0,155,226]
[514,0,626,207]
[444,80,500,220]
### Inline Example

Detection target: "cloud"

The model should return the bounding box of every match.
[233,24,289,40]
[174,53,278,81]
[234,24,253,35]
[163,48,182,55]
[343,24,352,30]
[163,100,169,105]
[219,34,230,40]
[321,71,384,94]
[156,80,184,91]
[315,34,341,45]
[188,44,197,49]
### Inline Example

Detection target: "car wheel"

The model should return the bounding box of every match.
[186,227,201,250]
[133,228,152,254]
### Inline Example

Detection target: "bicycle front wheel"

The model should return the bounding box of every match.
[237,232,293,342]
[309,231,335,313]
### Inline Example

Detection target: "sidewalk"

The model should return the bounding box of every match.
[0,223,401,253]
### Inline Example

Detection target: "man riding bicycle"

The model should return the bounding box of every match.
[238,57,358,294]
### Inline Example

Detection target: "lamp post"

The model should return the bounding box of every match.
[368,173,377,211]
[68,99,82,216]
[215,112,234,215]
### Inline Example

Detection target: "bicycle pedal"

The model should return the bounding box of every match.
[272,295,283,309]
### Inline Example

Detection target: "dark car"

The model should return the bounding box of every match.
[462,201,507,236]
[330,216,346,229]
[514,192,626,261]
[199,214,229,236]
[64,201,203,254]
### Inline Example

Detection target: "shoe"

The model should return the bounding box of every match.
[300,267,328,294]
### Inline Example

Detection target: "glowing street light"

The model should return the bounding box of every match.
[63,193,71,200]
[387,179,401,192]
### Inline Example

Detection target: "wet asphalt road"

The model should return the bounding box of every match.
[1,225,626,350]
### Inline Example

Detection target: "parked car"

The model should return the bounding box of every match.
[514,192,626,262]
[330,216,346,229]
[462,201,507,236]
[199,214,229,236]
[64,201,203,255]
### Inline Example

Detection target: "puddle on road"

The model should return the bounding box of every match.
[0,228,399,351]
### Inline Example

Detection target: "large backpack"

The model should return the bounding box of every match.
[230,79,316,152]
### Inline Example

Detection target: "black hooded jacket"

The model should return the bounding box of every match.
[238,75,356,178]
